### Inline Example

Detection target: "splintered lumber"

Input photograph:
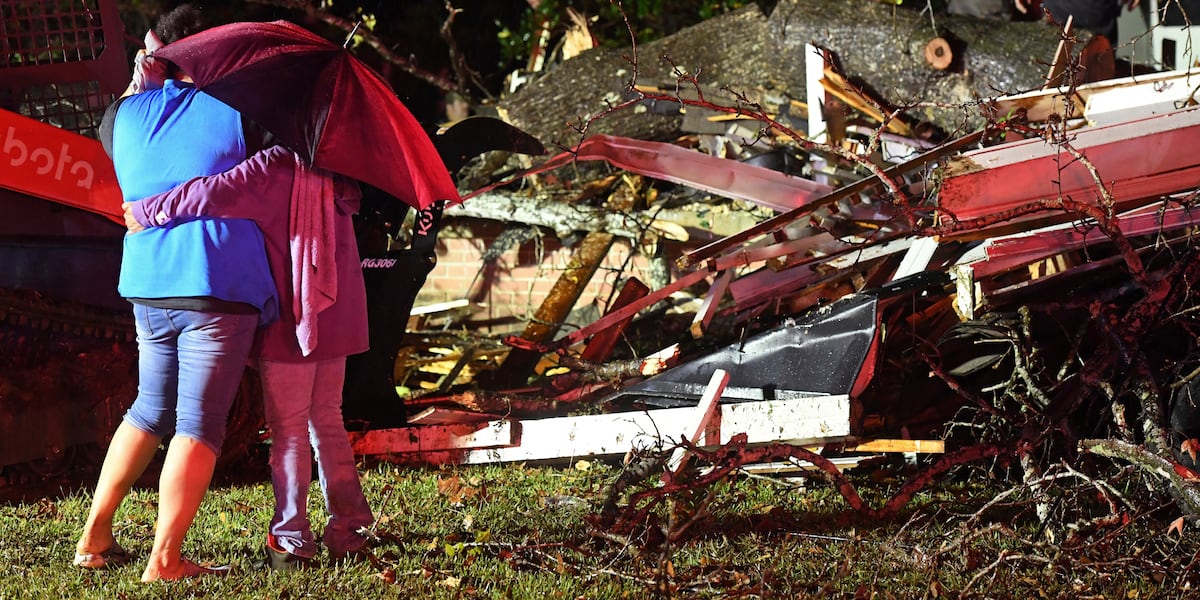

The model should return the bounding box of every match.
[690,269,733,339]
[820,66,912,136]
[350,419,516,455]
[408,407,502,425]
[840,438,945,453]
[935,106,1200,227]
[406,299,472,330]
[678,129,986,270]
[579,277,650,363]
[950,204,1200,317]
[1043,16,1074,89]
[986,68,1200,124]
[494,231,615,385]
[353,394,852,465]
[666,369,730,473]
[970,204,1200,279]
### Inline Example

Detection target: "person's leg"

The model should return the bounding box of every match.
[75,423,161,560]
[259,359,320,558]
[308,357,373,556]
[141,437,217,581]
[141,309,257,582]
[77,304,176,562]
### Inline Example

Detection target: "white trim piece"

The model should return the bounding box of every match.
[806,43,830,185]
[354,394,852,465]
[891,236,939,281]
[821,236,914,271]
[1085,73,1200,126]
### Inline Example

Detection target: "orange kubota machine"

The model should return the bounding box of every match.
[0,0,144,480]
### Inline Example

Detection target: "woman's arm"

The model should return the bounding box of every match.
[127,145,292,231]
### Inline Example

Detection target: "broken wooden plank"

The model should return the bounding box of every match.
[407,298,473,330]
[806,43,832,173]
[736,456,878,475]
[977,204,1200,275]
[821,65,912,136]
[891,236,939,281]
[842,438,945,453]
[690,268,733,339]
[952,203,1200,299]
[987,68,1200,123]
[730,439,943,475]
[579,277,650,363]
[1043,15,1074,89]
[679,129,987,269]
[666,369,730,473]
[349,419,515,455]
[358,394,852,464]
[409,407,502,425]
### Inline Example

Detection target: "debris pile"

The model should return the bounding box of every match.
[357,0,1200,489]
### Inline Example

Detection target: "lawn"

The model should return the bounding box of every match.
[2,450,1198,599]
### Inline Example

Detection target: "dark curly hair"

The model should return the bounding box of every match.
[153,3,209,78]
[154,3,208,45]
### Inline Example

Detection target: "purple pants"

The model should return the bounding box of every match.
[259,358,374,557]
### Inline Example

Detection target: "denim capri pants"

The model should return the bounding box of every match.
[123,304,259,455]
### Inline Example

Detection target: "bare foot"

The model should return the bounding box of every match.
[75,529,115,557]
[142,558,231,582]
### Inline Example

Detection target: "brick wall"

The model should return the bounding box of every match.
[415,219,659,334]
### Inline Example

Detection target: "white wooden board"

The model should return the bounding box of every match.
[353,394,852,465]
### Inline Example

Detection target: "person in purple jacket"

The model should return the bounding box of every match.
[126,144,375,569]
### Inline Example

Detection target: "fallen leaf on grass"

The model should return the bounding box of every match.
[1168,516,1186,537]
[437,474,478,505]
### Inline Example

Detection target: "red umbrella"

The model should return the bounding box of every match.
[153,19,458,210]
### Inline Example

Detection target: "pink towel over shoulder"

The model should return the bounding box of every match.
[290,155,337,356]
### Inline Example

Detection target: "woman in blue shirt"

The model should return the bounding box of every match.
[73,4,276,581]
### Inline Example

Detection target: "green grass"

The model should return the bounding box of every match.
[2,456,1200,599]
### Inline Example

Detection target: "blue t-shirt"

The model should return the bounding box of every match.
[109,80,277,324]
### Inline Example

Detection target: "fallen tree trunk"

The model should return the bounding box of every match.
[498,0,1085,147]
[768,0,1095,134]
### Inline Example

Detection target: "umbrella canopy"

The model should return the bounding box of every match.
[154,20,458,210]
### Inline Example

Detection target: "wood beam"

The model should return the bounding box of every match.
[356,394,852,465]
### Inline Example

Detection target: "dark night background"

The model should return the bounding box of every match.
[116,1,534,127]
[114,1,761,128]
